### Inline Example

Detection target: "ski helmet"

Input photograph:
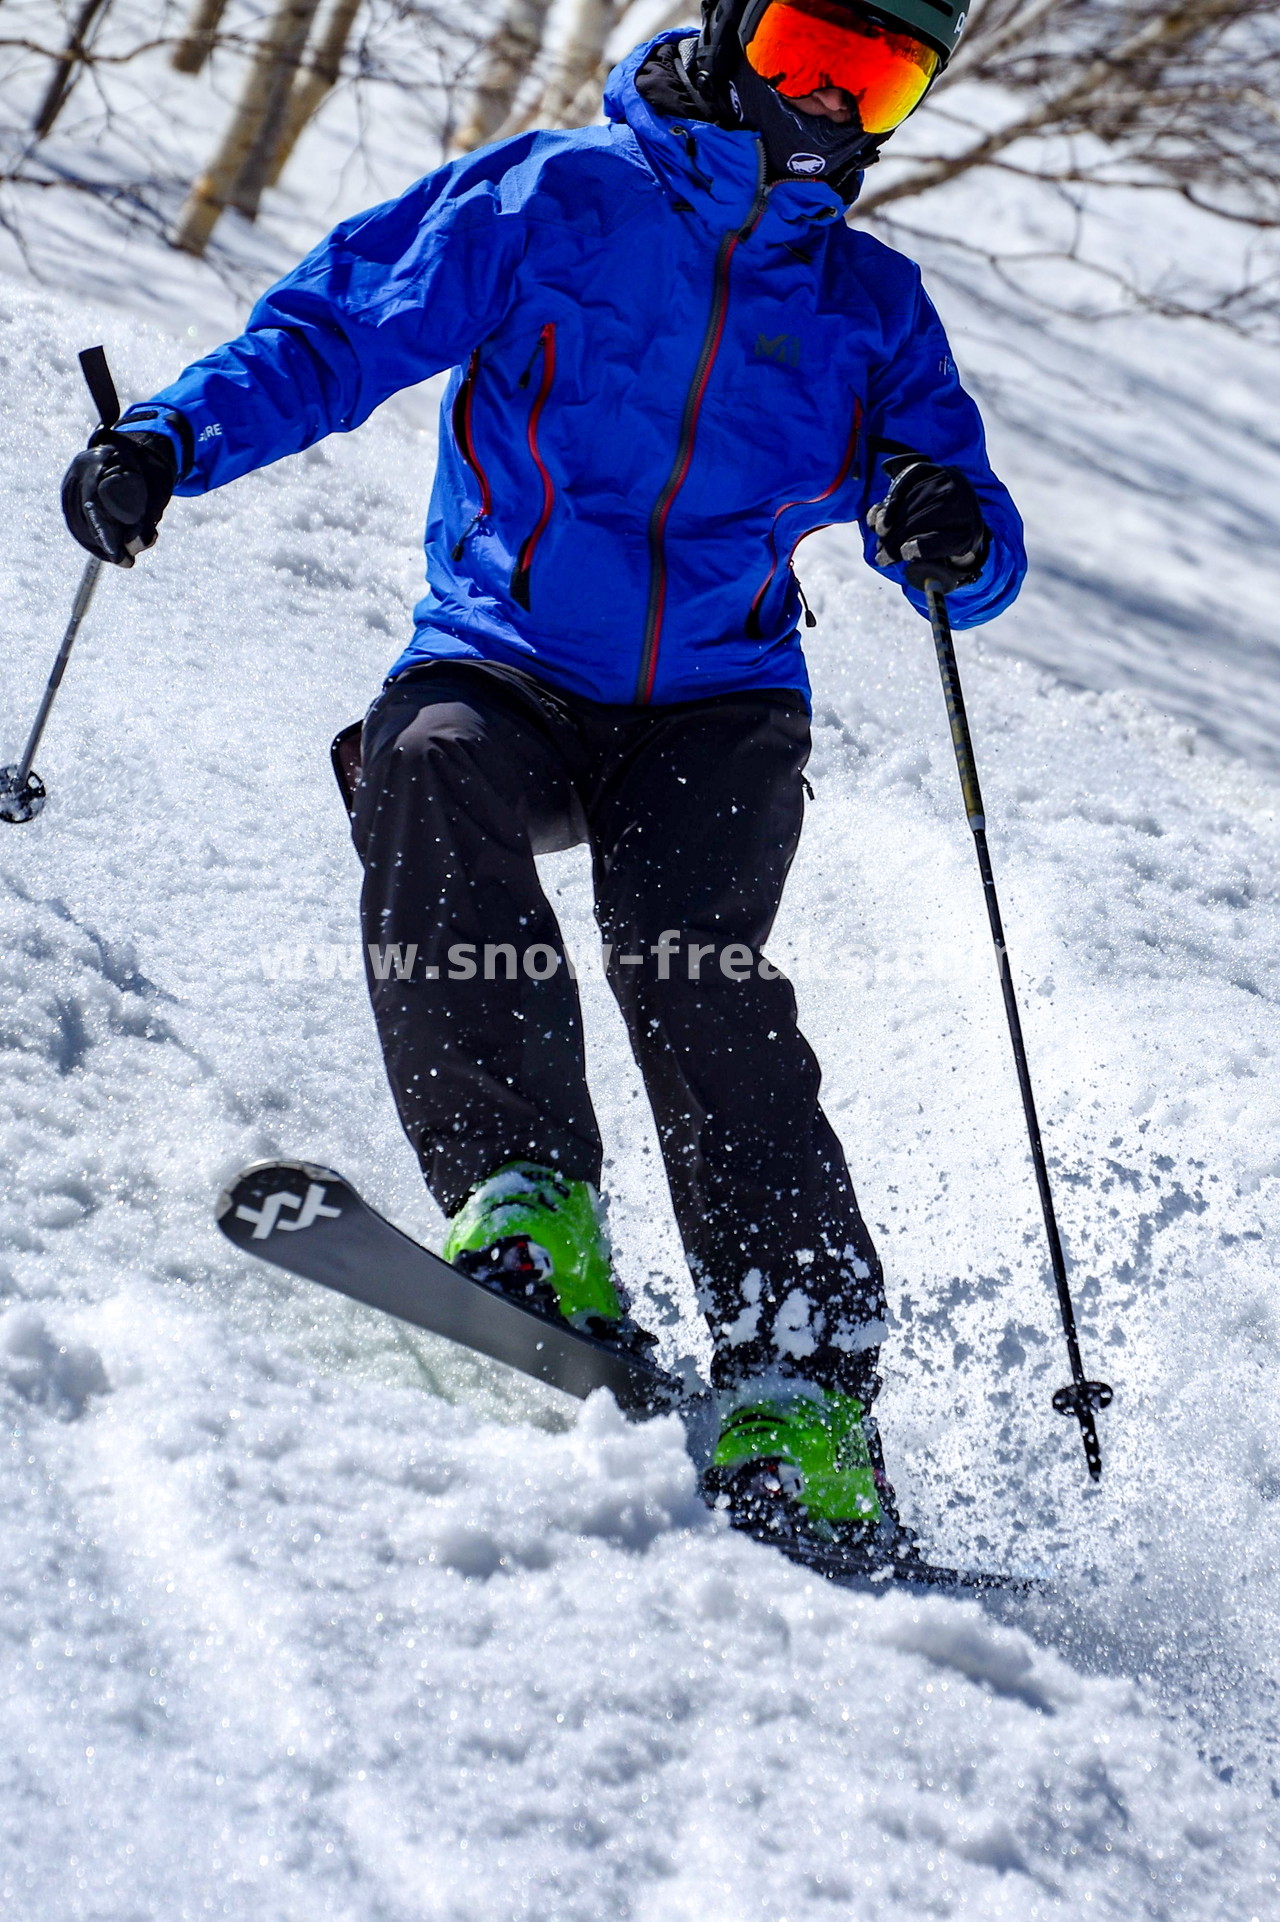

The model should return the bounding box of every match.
[693,0,965,194]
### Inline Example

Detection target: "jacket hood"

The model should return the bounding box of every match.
[604,32,851,231]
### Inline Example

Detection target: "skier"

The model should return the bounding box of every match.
[61,0,1025,1561]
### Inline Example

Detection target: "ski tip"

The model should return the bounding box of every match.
[215,1159,352,1243]
[216,1158,346,1209]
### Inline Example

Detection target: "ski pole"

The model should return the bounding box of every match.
[919,567,1113,1481]
[0,346,122,826]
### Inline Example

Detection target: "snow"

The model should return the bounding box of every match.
[4,24,1280,1921]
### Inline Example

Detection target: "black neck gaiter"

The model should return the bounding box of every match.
[635,35,883,204]
[724,53,882,199]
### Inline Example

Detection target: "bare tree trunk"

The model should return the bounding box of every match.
[515,0,614,131]
[266,0,363,187]
[513,0,690,135]
[173,0,322,255]
[33,0,111,138]
[230,0,325,219]
[171,0,231,76]
[454,0,555,153]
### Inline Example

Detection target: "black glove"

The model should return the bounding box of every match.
[61,429,176,567]
[867,454,989,592]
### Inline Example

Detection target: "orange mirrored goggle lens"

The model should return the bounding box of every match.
[743,0,938,133]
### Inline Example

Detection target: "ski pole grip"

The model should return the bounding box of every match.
[78,345,121,431]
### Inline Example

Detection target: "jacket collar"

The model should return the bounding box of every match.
[604,33,847,238]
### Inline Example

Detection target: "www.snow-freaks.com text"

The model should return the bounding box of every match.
[260,937,788,984]
[257,933,990,987]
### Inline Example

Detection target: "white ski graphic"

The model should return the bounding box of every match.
[235,1182,343,1239]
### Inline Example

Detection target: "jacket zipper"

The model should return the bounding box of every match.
[450,349,492,559]
[745,399,864,638]
[510,323,557,611]
[635,155,769,705]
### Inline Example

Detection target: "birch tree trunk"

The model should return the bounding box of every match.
[266,0,363,186]
[519,0,613,129]
[171,0,230,75]
[511,0,692,135]
[454,0,555,152]
[173,0,322,255]
[229,0,325,218]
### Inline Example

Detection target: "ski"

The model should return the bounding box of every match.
[727,1518,1036,1595]
[216,1160,1030,1595]
[216,1160,688,1420]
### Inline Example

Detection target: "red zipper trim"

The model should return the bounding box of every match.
[510,324,557,611]
[452,349,492,518]
[635,237,740,704]
[635,165,768,705]
[746,399,863,638]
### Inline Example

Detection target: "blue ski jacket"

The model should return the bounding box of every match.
[125,33,1025,707]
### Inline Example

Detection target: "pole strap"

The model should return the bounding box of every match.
[78,345,121,429]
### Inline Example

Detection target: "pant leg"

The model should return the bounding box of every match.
[352,666,599,1215]
[586,691,887,1401]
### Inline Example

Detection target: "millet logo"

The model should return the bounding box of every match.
[755,333,802,368]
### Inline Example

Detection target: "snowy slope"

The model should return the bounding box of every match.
[5,36,1280,1922]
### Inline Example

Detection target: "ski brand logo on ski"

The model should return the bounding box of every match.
[235,1181,342,1240]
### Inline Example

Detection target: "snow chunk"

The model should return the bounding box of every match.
[876,1599,1077,1715]
[722,1266,762,1345]
[0,1306,108,1418]
[774,1287,818,1360]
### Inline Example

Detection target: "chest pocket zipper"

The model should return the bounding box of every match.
[451,349,493,559]
[511,323,557,611]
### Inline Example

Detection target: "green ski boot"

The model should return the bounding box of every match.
[444,1162,654,1354]
[704,1387,901,1552]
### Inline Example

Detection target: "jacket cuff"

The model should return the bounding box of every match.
[114,406,195,484]
[901,537,998,623]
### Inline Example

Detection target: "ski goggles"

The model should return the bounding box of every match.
[740,0,940,133]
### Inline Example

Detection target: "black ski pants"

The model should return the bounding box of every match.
[352,661,886,1400]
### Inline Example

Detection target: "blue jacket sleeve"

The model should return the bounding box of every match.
[120,158,531,495]
[859,272,1025,629]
